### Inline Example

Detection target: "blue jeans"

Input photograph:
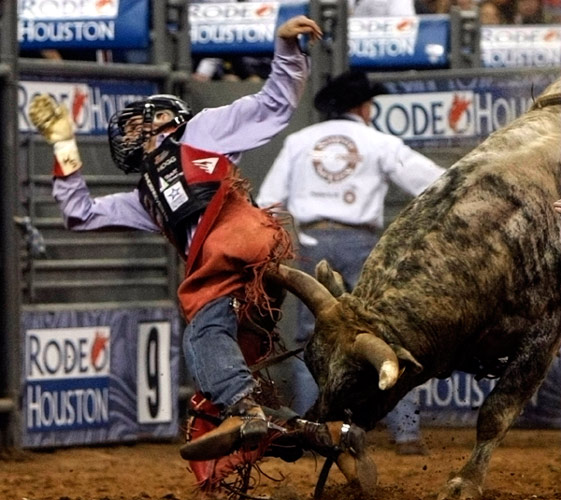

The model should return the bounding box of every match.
[286,227,377,415]
[290,227,422,442]
[183,296,255,409]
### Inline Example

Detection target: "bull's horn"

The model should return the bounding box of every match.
[353,333,399,390]
[315,259,346,297]
[265,264,338,316]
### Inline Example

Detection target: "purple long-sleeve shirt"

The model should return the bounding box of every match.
[53,37,310,241]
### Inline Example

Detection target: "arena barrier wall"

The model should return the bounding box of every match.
[5,0,561,450]
[20,305,182,448]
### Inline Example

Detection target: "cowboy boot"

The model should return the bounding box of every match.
[180,396,268,461]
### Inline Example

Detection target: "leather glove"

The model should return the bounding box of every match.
[28,94,82,177]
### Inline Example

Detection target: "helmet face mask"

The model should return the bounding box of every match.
[108,94,193,174]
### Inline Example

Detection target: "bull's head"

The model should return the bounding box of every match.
[267,261,422,424]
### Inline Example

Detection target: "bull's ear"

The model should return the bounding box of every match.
[389,343,423,373]
[315,259,346,297]
[265,264,338,316]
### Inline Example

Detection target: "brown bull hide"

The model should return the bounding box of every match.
[272,77,561,500]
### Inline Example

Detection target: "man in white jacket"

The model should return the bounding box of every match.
[257,70,445,454]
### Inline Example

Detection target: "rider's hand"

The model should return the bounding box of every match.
[29,94,75,144]
[28,94,82,177]
[554,200,561,214]
[277,15,323,44]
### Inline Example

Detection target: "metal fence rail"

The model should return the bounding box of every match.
[0,0,22,449]
[21,135,180,305]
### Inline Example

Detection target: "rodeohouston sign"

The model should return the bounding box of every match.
[16,2,561,69]
[481,25,561,68]
[189,3,560,70]
[21,307,182,448]
[188,2,449,69]
[18,78,158,135]
[18,0,150,49]
[371,71,559,147]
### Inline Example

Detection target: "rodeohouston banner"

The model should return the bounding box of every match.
[189,2,449,69]
[348,14,449,70]
[21,306,183,448]
[481,25,561,68]
[371,70,559,148]
[18,0,150,50]
[189,1,309,55]
[18,78,159,135]
[417,353,561,429]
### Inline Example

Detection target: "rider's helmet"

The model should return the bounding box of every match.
[108,94,193,174]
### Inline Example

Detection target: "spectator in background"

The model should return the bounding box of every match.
[19,48,99,61]
[455,0,478,10]
[257,71,445,455]
[514,0,545,23]
[349,0,415,16]
[543,0,561,22]
[192,57,228,82]
[428,0,478,13]
[490,0,516,23]
[414,0,451,13]
[479,0,507,23]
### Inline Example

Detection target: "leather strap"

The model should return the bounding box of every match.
[530,92,561,111]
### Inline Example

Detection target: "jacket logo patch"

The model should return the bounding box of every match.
[163,182,189,211]
[311,135,361,184]
[193,157,219,174]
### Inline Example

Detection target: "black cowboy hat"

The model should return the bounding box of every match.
[314,70,388,114]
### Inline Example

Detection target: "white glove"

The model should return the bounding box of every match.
[28,94,82,177]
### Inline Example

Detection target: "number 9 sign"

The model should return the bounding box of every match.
[137,322,172,424]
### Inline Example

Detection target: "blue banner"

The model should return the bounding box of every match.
[190,3,449,69]
[349,15,449,70]
[21,307,182,448]
[18,78,158,135]
[190,1,308,55]
[18,0,150,50]
[27,378,110,432]
[481,25,561,68]
[371,71,559,148]
[417,356,561,429]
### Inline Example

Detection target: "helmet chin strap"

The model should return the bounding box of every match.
[151,118,181,137]
[141,102,156,144]
[143,103,184,140]
[138,103,189,162]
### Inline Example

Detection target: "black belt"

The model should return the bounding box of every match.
[300,219,380,234]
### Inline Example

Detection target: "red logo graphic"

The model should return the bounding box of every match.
[96,0,115,9]
[255,4,274,17]
[544,30,560,42]
[448,94,472,133]
[72,88,88,126]
[396,19,414,31]
[91,330,109,371]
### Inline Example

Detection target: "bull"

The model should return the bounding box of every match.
[268,76,561,499]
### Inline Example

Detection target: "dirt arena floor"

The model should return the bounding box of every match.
[1,427,559,500]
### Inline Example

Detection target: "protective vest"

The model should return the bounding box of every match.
[137,124,234,254]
